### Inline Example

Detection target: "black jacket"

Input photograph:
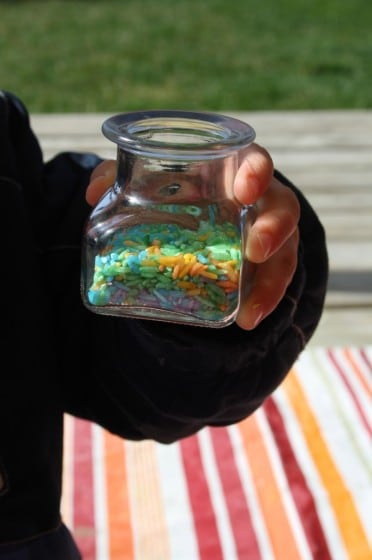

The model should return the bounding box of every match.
[0,91,328,547]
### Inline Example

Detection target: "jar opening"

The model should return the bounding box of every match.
[128,119,233,146]
[102,110,255,160]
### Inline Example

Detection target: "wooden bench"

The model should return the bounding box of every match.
[31,110,372,346]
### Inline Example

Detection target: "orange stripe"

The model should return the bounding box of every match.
[104,430,134,560]
[343,348,372,397]
[238,413,302,559]
[283,369,371,556]
[126,440,171,559]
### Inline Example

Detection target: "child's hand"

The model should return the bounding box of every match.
[232,144,300,330]
[86,144,300,331]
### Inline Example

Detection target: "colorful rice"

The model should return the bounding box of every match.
[87,217,242,322]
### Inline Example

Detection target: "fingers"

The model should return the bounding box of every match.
[85,159,116,206]
[247,176,300,263]
[234,143,274,205]
[236,169,301,330]
[236,228,299,330]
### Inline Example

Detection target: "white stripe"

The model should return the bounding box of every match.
[124,441,140,559]
[332,347,372,425]
[61,414,74,529]
[256,408,313,560]
[228,424,276,560]
[198,428,239,560]
[274,385,349,560]
[92,424,109,560]
[303,348,372,536]
[155,442,199,560]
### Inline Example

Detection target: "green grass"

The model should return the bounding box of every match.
[1,0,371,112]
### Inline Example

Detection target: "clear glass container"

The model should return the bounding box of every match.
[81,110,256,328]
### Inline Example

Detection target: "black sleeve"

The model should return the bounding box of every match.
[43,152,328,444]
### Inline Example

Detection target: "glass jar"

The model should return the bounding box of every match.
[81,110,256,328]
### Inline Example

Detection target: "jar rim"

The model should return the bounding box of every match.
[102,110,256,160]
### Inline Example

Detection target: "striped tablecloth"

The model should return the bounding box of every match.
[61,347,372,560]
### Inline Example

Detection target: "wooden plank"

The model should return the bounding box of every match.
[309,308,372,347]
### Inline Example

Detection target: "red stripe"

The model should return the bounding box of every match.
[210,426,262,559]
[328,349,372,437]
[264,398,333,560]
[180,434,224,560]
[360,348,372,375]
[73,418,96,560]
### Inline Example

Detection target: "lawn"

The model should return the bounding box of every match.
[1,0,371,112]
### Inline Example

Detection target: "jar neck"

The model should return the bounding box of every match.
[116,147,240,203]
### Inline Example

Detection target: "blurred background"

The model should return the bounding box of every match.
[1,0,371,113]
